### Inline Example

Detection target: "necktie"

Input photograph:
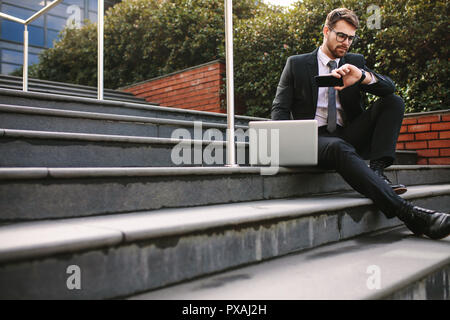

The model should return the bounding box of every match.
[327,60,338,133]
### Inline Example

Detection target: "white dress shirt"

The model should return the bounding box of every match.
[315,47,377,128]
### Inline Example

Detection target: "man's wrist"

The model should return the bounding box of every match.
[356,68,367,85]
[360,70,378,85]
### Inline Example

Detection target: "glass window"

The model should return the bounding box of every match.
[2,4,33,20]
[1,20,23,42]
[47,4,76,17]
[2,4,45,27]
[2,49,22,65]
[63,0,84,7]
[47,15,67,30]
[2,63,20,75]
[28,25,45,47]
[88,11,98,23]
[1,47,40,66]
[47,29,60,48]
[29,53,39,65]
[3,0,44,12]
[1,22,45,47]
[89,0,98,12]
[1,47,40,61]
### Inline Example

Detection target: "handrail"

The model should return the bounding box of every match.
[25,0,62,25]
[98,0,104,100]
[0,0,63,93]
[1,0,236,166]
[224,0,237,167]
[0,13,26,24]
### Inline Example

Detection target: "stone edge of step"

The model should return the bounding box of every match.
[0,104,248,130]
[0,88,268,122]
[0,128,249,146]
[0,184,448,265]
[0,74,133,95]
[129,226,450,300]
[0,165,448,181]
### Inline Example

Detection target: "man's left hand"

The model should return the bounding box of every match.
[330,64,371,90]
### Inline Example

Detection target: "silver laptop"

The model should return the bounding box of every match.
[249,120,318,166]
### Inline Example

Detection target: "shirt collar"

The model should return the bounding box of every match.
[318,46,340,68]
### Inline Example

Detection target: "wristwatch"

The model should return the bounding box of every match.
[356,68,366,85]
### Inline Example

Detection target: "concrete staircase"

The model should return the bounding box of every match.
[0,75,150,105]
[131,226,450,300]
[0,86,448,300]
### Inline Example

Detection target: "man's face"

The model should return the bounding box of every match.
[323,20,357,58]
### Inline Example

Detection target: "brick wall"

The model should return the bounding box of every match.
[397,110,450,165]
[121,60,225,113]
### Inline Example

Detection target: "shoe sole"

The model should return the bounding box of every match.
[393,187,407,195]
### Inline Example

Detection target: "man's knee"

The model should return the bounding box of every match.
[379,94,405,114]
[319,138,358,168]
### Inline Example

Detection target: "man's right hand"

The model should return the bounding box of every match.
[331,63,369,90]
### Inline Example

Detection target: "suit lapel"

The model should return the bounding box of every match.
[306,48,319,110]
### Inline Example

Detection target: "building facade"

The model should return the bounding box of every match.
[0,0,120,75]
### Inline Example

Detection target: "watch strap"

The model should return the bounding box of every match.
[357,69,366,85]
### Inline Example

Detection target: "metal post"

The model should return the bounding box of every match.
[224,0,237,167]
[23,24,28,92]
[97,0,104,100]
[1,1,62,92]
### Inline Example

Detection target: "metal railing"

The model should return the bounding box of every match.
[224,0,237,167]
[97,0,104,100]
[0,0,237,167]
[0,0,63,93]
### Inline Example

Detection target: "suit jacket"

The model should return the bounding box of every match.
[271,47,396,124]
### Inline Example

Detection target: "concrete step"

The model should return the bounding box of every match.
[0,104,414,165]
[0,75,148,104]
[0,165,449,222]
[0,104,248,139]
[0,84,147,105]
[0,128,249,168]
[131,226,450,300]
[0,88,264,126]
[0,74,134,96]
[394,150,418,166]
[0,183,448,299]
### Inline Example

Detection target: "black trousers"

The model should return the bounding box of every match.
[317,94,405,218]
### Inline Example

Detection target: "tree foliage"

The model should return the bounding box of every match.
[32,0,260,88]
[30,0,449,116]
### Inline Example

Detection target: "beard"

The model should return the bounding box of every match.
[327,41,349,58]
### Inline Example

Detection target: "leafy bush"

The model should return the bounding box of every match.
[31,0,260,89]
[234,0,449,116]
[31,0,449,116]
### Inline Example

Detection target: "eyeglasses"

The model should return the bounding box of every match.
[330,28,359,45]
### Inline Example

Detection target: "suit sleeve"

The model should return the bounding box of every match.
[271,57,294,120]
[360,56,396,97]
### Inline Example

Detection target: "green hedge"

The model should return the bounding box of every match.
[234,0,449,116]
[27,0,448,117]
[27,0,258,88]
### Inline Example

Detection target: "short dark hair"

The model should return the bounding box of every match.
[325,8,359,29]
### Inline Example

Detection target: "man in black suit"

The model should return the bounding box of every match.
[271,8,449,239]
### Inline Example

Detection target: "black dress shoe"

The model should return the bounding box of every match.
[399,204,450,240]
[372,168,408,195]
[370,158,407,195]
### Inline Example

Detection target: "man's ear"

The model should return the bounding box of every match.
[322,25,330,40]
